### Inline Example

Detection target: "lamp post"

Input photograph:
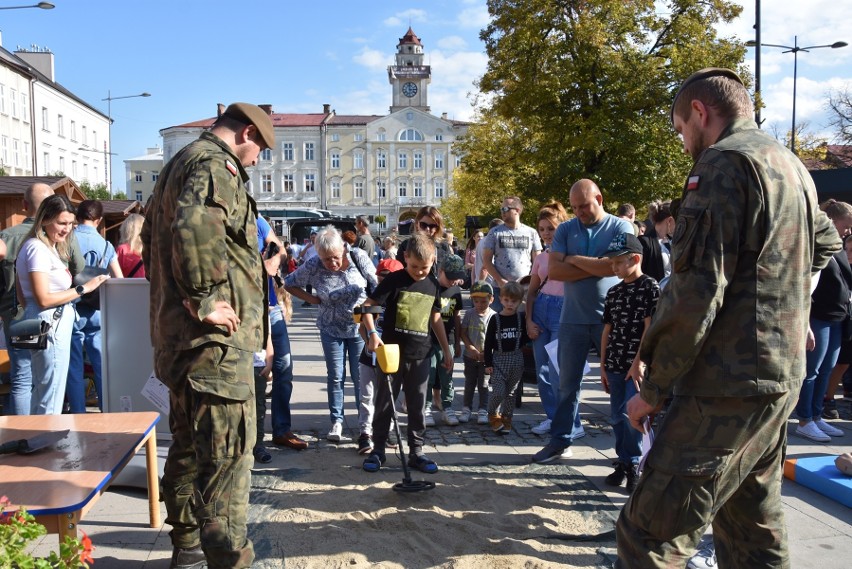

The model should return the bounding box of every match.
[102,90,150,197]
[0,2,54,9]
[746,36,847,154]
[79,146,117,189]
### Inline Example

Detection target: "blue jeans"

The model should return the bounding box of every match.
[607,370,642,465]
[490,287,503,313]
[796,317,842,420]
[550,322,603,448]
[28,303,74,415]
[531,293,562,420]
[269,306,295,437]
[66,304,103,413]
[319,330,363,424]
[2,314,33,415]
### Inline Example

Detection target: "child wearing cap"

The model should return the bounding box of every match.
[424,254,465,426]
[600,232,660,492]
[483,281,529,433]
[460,281,495,424]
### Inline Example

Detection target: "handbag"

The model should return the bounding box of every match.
[72,241,110,310]
[8,305,64,350]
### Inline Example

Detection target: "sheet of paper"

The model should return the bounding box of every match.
[544,339,592,377]
[141,372,170,415]
[638,417,655,474]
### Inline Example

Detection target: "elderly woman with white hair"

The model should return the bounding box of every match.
[285,225,378,442]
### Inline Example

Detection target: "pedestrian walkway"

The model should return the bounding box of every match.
[22,303,852,568]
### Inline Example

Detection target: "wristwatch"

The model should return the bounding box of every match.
[75,285,85,296]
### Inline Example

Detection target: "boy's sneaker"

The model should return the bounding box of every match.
[489,414,505,434]
[458,407,472,423]
[357,433,373,455]
[408,454,438,474]
[442,408,460,426]
[327,421,343,442]
[795,421,831,442]
[604,462,626,487]
[362,452,386,473]
[686,535,717,569]
[624,463,640,492]
[501,416,513,433]
[477,409,489,425]
[531,418,551,435]
[823,399,840,420]
[531,443,571,464]
[424,411,436,427]
[571,424,587,440]
[815,418,844,437]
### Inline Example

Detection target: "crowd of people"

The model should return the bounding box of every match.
[1,70,848,569]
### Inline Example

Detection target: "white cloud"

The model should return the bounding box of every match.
[437,35,468,50]
[383,9,428,28]
[457,5,490,29]
[353,47,390,70]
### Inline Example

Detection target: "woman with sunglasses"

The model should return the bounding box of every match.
[395,206,453,280]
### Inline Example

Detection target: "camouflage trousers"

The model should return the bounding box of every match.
[156,343,256,569]
[616,391,795,569]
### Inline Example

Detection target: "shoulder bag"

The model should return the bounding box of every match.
[8,304,64,350]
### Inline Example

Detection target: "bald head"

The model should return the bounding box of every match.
[569,179,605,226]
[24,183,54,216]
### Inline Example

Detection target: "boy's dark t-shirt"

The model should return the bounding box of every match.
[602,274,660,372]
[432,285,463,345]
[483,312,529,367]
[369,268,441,361]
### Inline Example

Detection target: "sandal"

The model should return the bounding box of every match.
[253,445,272,464]
[408,454,438,474]
[362,453,386,473]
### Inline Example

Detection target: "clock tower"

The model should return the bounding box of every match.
[388,27,431,113]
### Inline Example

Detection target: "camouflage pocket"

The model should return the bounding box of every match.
[186,344,254,401]
[672,206,710,273]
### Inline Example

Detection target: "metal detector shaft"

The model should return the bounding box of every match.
[387,373,413,484]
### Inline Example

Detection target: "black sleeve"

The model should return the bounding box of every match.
[369,270,395,306]
[396,239,407,265]
[483,315,497,367]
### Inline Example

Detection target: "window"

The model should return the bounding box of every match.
[434,151,444,169]
[42,107,49,131]
[331,181,340,198]
[57,115,64,137]
[82,126,87,145]
[93,166,98,182]
[152,171,159,182]
[377,150,386,169]
[406,112,414,121]
[399,128,423,141]
[43,152,49,172]
[70,120,77,141]
[331,151,340,169]
[135,191,143,202]
[377,131,386,142]
[413,151,423,169]
[435,133,444,141]
[434,180,445,198]
[135,171,143,182]
[414,181,423,197]
[83,163,88,179]
[59,156,65,172]
[354,181,364,199]
[261,173,273,193]
[398,152,407,169]
[330,134,339,142]
[304,142,315,161]
[92,131,97,148]
[1,136,7,165]
[304,173,316,192]
[10,89,17,118]
[22,142,29,168]
[354,152,364,169]
[20,92,27,122]
[282,142,294,161]
[261,148,272,161]
[0,84,5,114]
[12,140,19,167]
[377,181,386,199]
[283,173,294,192]
[398,181,407,197]
[354,133,364,142]
[455,154,462,168]
[72,160,77,177]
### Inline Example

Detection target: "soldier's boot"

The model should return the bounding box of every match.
[625,463,640,493]
[604,461,626,487]
[170,546,206,569]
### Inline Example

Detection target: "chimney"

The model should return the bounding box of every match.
[323,103,331,114]
[15,46,55,81]
[259,104,273,115]
[217,103,226,117]
[441,112,448,120]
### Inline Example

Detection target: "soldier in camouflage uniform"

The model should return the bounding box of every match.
[142,103,273,569]
[618,69,842,568]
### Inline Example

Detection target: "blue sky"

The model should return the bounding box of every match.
[0,0,849,193]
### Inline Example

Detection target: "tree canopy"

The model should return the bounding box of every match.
[446,0,747,231]
[829,85,852,145]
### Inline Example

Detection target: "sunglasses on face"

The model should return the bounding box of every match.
[500,206,518,213]
[419,221,439,231]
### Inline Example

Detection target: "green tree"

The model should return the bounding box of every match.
[451,0,747,228]
[114,191,127,200]
[77,181,110,201]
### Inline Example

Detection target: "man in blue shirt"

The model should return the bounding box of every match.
[532,179,633,463]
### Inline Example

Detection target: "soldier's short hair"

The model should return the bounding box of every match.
[314,225,344,255]
[672,68,753,124]
[404,233,436,263]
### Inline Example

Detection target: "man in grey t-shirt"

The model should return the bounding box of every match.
[481,196,542,311]
[354,215,376,263]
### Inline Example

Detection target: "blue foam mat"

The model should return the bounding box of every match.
[788,455,852,508]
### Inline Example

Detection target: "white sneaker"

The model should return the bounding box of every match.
[531,419,551,435]
[442,408,460,426]
[477,409,489,425]
[458,407,472,423]
[327,421,343,442]
[796,421,831,442]
[815,419,844,437]
[686,535,716,569]
[571,425,587,440]
[424,411,435,427]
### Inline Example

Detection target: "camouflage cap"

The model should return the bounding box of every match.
[222,102,275,149]
[442,254,467,281]
[601,232,643,258]
[470,281,494,298]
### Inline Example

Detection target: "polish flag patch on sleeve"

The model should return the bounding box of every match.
[225,160,237,176]
[686,175,700,190]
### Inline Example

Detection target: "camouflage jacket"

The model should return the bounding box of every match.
[639,118,841,407]
[0,220,84,321]
[142,131,267,354]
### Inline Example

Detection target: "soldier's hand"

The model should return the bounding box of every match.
[626,394,660,434]
[201,300,240,333]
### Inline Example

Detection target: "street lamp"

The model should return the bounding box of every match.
[746,36,847,154]
[102,90,150,197]
[0,2,54,9]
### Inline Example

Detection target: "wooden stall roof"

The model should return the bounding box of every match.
[0,176,88,230]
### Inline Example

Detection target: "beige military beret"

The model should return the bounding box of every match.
[222,102,275,150]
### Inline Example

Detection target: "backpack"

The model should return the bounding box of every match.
[72,241,110,310]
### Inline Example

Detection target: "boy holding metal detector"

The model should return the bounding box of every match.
[358,233,453,475]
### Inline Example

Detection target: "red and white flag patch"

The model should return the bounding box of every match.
[225,160,237,176]
[686,175,700,190]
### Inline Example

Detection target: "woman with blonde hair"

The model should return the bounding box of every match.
[117,213,146,278]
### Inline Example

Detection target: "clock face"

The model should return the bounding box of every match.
[402,82,418,98]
